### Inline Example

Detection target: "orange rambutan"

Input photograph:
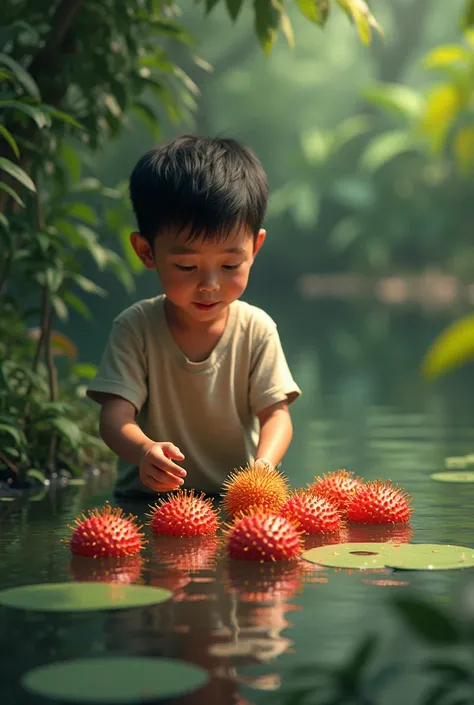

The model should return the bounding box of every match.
[67,503,145,558]
[280,490,342,535]
[309,469,363,512]
[222,464,289,519]
[225,509,302,562]
[346,479,413,524]
[147,489,219,537]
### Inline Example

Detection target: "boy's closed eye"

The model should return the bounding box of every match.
[173,263,242,271]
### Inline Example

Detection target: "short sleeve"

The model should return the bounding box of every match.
[86,320,148,412]
[249,329,302,414]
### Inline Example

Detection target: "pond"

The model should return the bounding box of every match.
[1,299,474,705]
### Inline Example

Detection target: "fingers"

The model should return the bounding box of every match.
[146,445,187,479]
[254,458,274,472]
[161,442,185,461]
[144,472,182,493]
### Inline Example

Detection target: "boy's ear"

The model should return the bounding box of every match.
[130,232,156,269]
[253,229,266,257]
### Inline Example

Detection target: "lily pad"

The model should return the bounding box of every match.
[385,543,474,571]
[0,582,171,612]
[303,542,400,569]
[21,657,208,703]
[431,471,474,483]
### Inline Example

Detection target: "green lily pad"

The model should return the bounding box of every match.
[431,471,474,483]
[0,582,171,612]
[21,657,208,703]
[303,542,400,569]
[385,543,474,571]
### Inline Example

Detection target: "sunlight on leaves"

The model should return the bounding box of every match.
[420,83,463,153]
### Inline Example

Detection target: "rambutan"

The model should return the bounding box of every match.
[225,509,302,562]
[67,503,145,558]
[148,489,219,537]
[280,490,342,534]
[346,479,412,524]
[309,469,363,512]
[222,464,289,518]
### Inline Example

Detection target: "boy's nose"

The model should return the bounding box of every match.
[198,274,219,291]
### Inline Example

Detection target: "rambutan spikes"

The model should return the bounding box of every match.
[280,490,342,534]
[222,464,289,518]
[147,489,220,537]
[225,507,303,562]
[67,502,145,558]
[309,469,363,512]
[346,479,413,524]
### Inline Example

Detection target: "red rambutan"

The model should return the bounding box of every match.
[225,509,302,562]
[148,489,219,537]
[309,469,362,512]
[67,503,145,558]
[222,464,289,518]
[280,490,342,535]
[346,479,412,524]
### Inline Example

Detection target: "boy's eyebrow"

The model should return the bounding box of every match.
[169,245,245,254]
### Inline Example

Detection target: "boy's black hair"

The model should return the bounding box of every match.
[129,134,268,245]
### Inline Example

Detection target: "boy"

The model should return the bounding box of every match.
[87,135,301,498]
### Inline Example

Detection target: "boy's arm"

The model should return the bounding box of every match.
[100,396,186,491]
[254,400,293,471]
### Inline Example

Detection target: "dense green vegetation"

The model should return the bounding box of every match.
[1,0,474,490]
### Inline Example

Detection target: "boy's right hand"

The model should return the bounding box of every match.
[139,442,186,492]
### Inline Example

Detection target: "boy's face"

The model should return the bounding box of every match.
[130,226,266,323]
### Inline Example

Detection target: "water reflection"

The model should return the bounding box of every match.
[2,301,474,704]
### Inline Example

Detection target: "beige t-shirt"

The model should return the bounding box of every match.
[87,295,301,497]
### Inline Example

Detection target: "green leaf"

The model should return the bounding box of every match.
[0,53,40,99]
[59,142,82,183]
[42,105,84,130]
[63,291,92,320]
[363,83,423,121]
[0,182,25,208]
[205,0,220,12]
[72,363,97,380]
[26,468,46,485]
[74,225,109,268]
[66,203,98,226]
[462,0,474,29]
[421,314,474,380]
[45,268,64,295]
[50,417,82,449]
[453,125,474,175]
[419,83,463,153]
[74,274,107,297]
[392,596,460,645]
[0,423,23,446]
[0,124,20,159]
[360,130,419,172]
[337,0,383,45]
[297,0,330,25]
[0,157,36,193]
[343,634,378,680]
[105,251,135,293]
[226,0,244,21]
[423,44,471,69]
[133,101,161,139]
[255,0,279,55]
[0,101,51,129]
[52,295,69,322]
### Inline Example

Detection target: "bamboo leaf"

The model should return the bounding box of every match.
[0,124,20,159]
[297,0,330,25]
[0,157,36,193]
[0,53,40,99]
[0,181,25,207]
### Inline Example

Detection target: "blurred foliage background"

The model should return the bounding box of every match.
[2,0,474,485]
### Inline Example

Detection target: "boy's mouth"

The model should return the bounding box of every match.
[193,301,219,311]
